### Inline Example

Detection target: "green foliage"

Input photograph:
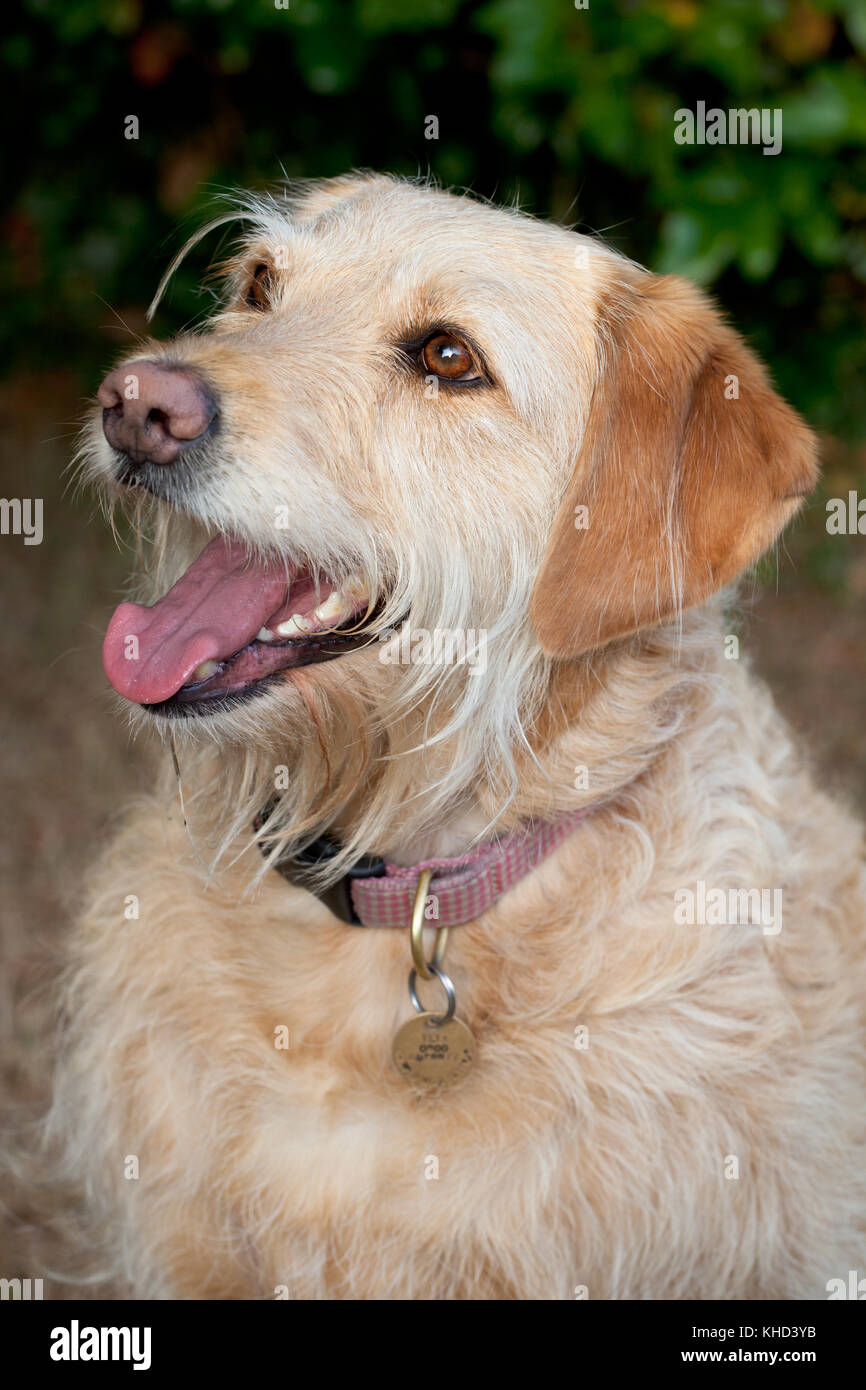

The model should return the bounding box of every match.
[2,0,866,460]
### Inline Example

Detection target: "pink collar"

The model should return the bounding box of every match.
[349,810,587,928]
[262,805,589,927]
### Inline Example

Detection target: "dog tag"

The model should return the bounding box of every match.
[392,1012,475,1089]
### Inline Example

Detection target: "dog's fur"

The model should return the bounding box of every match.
[50,174,866,1298]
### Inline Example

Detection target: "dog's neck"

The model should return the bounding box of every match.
[177,603,729,894]
[334,803,495,867]
[285,608,726,871]
[267,800,592,928]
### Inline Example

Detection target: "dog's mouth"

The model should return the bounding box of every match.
[102,535,382,714]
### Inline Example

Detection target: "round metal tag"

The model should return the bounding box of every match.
[392,1012,475,1089]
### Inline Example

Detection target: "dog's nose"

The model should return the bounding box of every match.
[98,360,217,466]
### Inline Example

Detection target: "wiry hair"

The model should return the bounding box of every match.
[78,174,814,892]
[77,173,619,886]
[38,174,866,1301]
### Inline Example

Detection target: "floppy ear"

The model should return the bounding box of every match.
[530,274,818,657]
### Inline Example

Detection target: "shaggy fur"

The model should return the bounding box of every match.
[49,174,866,1299]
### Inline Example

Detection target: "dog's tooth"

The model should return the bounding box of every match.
[256,627,275,642]
[274,584,367,640]
[191,660,219,681]
[276,613,314,637]
[311,590,350,626]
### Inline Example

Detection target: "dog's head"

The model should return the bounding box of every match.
[85,173,817,862]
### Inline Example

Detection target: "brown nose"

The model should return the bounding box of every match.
[98,360,217,466]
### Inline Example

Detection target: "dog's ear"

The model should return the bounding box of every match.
[530,274,818,657]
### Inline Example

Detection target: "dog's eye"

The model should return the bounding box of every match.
[420,333,479,382]
[246,264,273,310]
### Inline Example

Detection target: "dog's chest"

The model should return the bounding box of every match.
[122,867,589,1291]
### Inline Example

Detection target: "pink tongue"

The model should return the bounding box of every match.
[103,536,291,703]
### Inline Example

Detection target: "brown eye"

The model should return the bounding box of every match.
[420,332,478,381]
[246,263,272,310]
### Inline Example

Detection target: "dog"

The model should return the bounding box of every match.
[50,173,866,1299]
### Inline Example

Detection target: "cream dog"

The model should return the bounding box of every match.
[51,174,866,1299]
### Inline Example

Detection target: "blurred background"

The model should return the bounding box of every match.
[1,0,865,1287]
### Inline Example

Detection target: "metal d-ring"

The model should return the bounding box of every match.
[409,867,450,980]
[408,962,457,1025]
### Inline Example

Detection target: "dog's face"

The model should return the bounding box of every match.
[84,174,817,859]
[89,176,606,715]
